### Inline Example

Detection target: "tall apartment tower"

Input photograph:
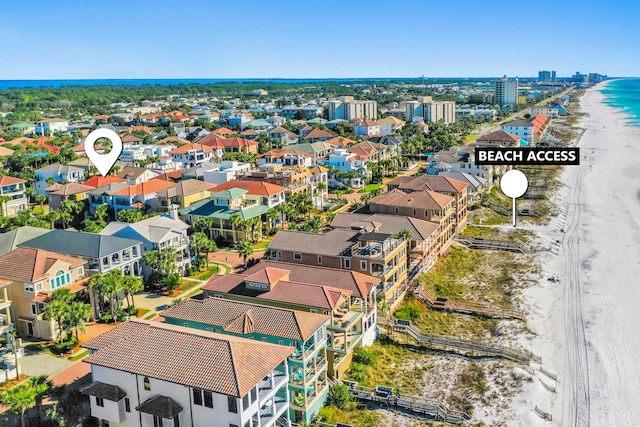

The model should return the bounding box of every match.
[328,96,377,120]
[404,96,456,124]
[538,70,557,82]
[495,76,518,105]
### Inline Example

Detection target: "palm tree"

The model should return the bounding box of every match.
[316,181,327,208]
[265,207,280,232]
[191,232,216,268]
[65,302,93,341]
[234,240,254,269]
[43,288,74,342]
[0,195,11,217]
[93,203,109,222]
[0,384,36,427]
[193,217,214,239]
[394,229,412,241]
[307,215,323,232]
[230,214,245,243]
[122,276,144,310]
[28,375,53,425]
[24,187,36,204]
[35,195,47,208]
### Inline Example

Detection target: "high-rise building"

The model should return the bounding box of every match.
[328,96,377,120]
[538,70,556,82]
[495,76,518,105]
[405,96,456,124]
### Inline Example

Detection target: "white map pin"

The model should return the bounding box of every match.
[500,169,528,227]
[85,128,123,177]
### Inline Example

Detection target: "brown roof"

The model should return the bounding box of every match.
[45,183,95,196]
[83,319,293,397]
[162,297,329,341]
[303,128,335,140]
[80,382,126,402]
[169,143,215,155]
[151,170,185,182]
[0,175,26,186]
[217,137,258,148]
[84,176,126,188]
[269,228,360,257]
[212,180,285,196]
[156,136,191,145]
[324,136,355,147]
[393,175,468,194]
[476,130,520,144]
[0,247,86,282]
[136,395,183,419]
[211,127,235,136]
[0,146,14,156]
[370,188,454,210]
[330,212,440,241]
[157,179,212,197]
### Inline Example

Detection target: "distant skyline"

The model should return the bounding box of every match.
[2,0,639,80]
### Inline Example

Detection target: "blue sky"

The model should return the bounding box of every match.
[1,0,638,79]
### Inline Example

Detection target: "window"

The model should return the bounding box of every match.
[317,255,322,265]
[251,388,257,403]
[310,309,317,314]
[96,397,104,407]
[344,259,351,269]
[36,283,42,291]
[278,340,284,345]
[125,398,130,412]
[24,283,34,292]
[413,209,417,216]
[31,304,37,315]
[293,253,302,260]
[132,246,138,257]
[143,376,151,391]
[277,251,282,259]
[174,416,180,427]
[204,390,213,408]
[242,394,250,410]
[78,267,83,276]
[394,207,399,215]
[227,395,238,413]
[360,260,367,271]
[193,388,203,406]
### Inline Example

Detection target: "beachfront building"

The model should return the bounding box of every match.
[495,76,518,105]
[268,228,408,307]
[81,320,293,427]
[0,247,87,339]
[500,120,534,144]
[328,96,377,121]
[162,298,330,424]
[202,260,379,379]
[0,176,28,218]
[404,97,456,124]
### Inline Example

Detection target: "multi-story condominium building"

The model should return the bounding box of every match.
[19,229,144,277]
[0,247,87,339]
[81,319,293,427]
[495,76,518,105]
[242,165,313,199]
[404,97,456,124]
[330,212,440,275]
[386,175,469,233]
[34,163,85,195]
[500,119,534,143]
[328,96,377,121]
[162,298,330,424]
[268,228,407,307]
[179,188,268,243]
[202,260,379,379]
[369,188,457,258]
[169,143,217,169]
[197,161,253,185]
[354,120,381,136]
[34,118,69,136]
[538,70,556,82]
[100,216,191,275]
[0,176,28,217]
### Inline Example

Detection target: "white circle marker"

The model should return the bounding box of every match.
[500,169,528,227]
[84,129,123,177]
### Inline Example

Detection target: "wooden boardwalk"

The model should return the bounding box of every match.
[455,236,528,254]
[414,286,526,321]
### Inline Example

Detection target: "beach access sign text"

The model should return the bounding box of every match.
[475,147,580,166]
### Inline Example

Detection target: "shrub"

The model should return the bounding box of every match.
[100,313,113,323]
[352,347,377,366]
[326,383,352,409]
[25,343,47,352]
[394,302,422,322]
[53,336,78,354]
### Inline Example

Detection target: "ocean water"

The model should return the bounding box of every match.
[600,78,640,128]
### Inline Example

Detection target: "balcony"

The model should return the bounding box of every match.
[330,310,361,331]
[259,396,288,427]
[258,369,288,401]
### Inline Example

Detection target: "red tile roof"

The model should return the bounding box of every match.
[212,179,285,196]
[83,319,293,397]
[0,175,26,186]
[169,143,215,155]
[393,175,468,194]
[217,137,258,148]
[303,128,335,140]
[211,127,235,136]
[84,176,126,188]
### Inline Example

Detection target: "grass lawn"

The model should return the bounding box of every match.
[363,183,384,192]
[135,308,150,318]
[0,374,30,392]
[252,239,271,251]
[464,135,479,143]
[143,312,158,320]
[193,266,219,281]
[68,349,89,361]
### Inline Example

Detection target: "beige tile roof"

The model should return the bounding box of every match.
[0,247,86,282]
[394,175,468,194]
[370,188,453,210]
[162,297,329,341]
[83,319,293,397]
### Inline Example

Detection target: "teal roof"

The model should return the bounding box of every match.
[10,123,35,128]
[179,199,267,220]
[210,189,247,199]
[249,119,272,127]
[519,139,530,147]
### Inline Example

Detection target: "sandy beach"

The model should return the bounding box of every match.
[512,82,640,426]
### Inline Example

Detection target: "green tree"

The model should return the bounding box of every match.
[192,217,214,239]
[42,288,73,342]
[35,194,47,207]
[0,383,37,427]
[230,214,246,242]
[64,301,92,341]
[326,383,353,409]
[24,187,36,203]
[234,240,254,268]
[117,209,144,223]
[28,375,53,425]
[191,232,216,268]
[394,229,412,241]
[122,275,144,310]
[93,203,109,222]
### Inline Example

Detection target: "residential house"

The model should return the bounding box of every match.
[369,189,457,257]
[35,118,69,136]
[268,228,408,307]
[190,161,253,185]
[309,165,329,209]
[211,180,286,209]
[322,149,367,189]
[84,175,126,188]
[0,176,28,217]
[427,147,505,186]
[530,106,559,119]
[439,171,488,204]
[157,179,213,210]
[202,260,379,379]
[100,216,191,275]
[0,226,50,257]
[267,127,299,145]
[295,142,334,164]
[110,180,176,215]
[303,129,335,143]
[0,247,87,339]
[0,146,15,158]
[531,114,550,142]
[500,119,534,144]
[376,116,405,136]
[348,141,389,163]
[67,158,126,174]
[45,183,94,210]
[18,229,144,277]
[169,143,216,169]
[9,123,35,135]
[366,136,403,159]
[88,183,130,214]
[243,118,272,132]
[386,175,469,232]
[324,136,355,148]
[475,130,521,147]
[81,319,293,427]
[330,212,441,275]
[34,163,85,195]
[218,138,259,154]
[354,120,381,136]
[242,165,312,199]
[258,149,313,168]
[162,298,330,424]
[179,189,268,243]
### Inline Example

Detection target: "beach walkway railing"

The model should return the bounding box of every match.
[454,236,528,254]
[384,318,540,365]
[413,286,526,321]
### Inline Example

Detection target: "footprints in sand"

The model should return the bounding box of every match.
[550,203,569,255]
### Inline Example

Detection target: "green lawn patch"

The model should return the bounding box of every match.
[363,183,384,193]
[464,135,479,143]
[68,349,89,361]
[135,308,150,318]
[143,312,158,320]
[194,266,219,281]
